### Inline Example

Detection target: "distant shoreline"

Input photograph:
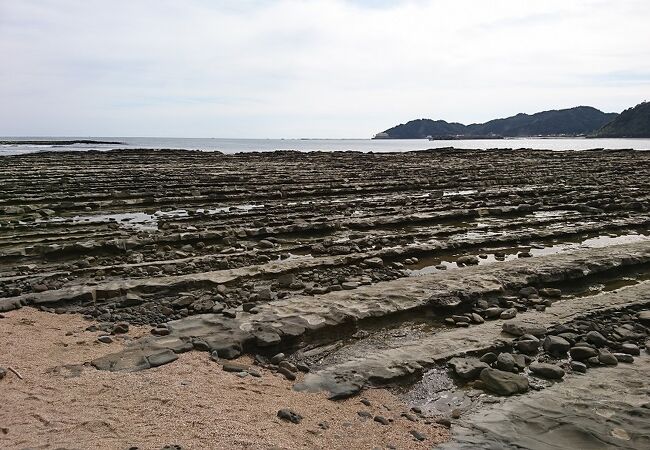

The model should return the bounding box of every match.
[0,139,125,145]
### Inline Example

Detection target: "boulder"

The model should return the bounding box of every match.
[480,368,529,396]
[586,331,608,347]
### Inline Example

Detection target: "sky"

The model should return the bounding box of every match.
[1,0,649,138]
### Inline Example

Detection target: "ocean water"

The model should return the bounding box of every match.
[1,136,650,156]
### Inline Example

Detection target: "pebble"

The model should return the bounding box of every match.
[374,415,390,425]
[409,430,427,441]
[277,367,297,380]
[277,408,302,424]
[97,335,113,344]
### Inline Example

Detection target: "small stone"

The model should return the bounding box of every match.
[569,346,597,361]
[450,409,461,419]
[435,417,451,427]
[222,363,249,373]
[620,343,640,356]
[570,361,587,373]
[517,336,540,355]
[598,349,618,366]
[111,322,129,334]
[543,335,570,356]
[277,367,297,380]
[613,353,634,363]
[479,368,529,396]
[480,352,498,364]
[360,398,371,406]
[358,411,373,419]
[278,361,298,373]
[374,416,390,425]
[270,353,285,364]
[529,362,565,379]
[277,408,302,424]
[409,430,426,441]
[97,335,113,344]
[449,357,489,380]
[586,331,608,347]
[496,353,516,372]
[500,308,517,320]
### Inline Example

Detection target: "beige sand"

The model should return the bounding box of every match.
[0,308,448,449]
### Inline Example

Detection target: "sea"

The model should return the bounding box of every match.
[2,136,650,156]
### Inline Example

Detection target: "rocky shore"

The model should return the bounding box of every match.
[1,147,649,449]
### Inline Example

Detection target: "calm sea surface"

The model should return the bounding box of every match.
[2,137,650,156]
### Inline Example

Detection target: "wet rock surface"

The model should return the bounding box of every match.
[1,148,649,448]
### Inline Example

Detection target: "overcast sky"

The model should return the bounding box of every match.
[1,0,649,138]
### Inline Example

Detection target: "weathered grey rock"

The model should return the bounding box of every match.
[500,308,517,320]
[480,368,529,396]
[449,357,489,380]
[146,349,178,368]
[543,335,570,356]
[529,362,565,379]
[503,322,546,337]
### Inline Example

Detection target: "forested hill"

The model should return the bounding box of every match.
[376,106,618,139]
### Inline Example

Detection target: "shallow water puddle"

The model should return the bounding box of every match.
[407,232,650,276]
